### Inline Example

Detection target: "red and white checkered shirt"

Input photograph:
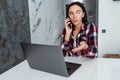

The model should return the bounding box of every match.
[61,23,98,58]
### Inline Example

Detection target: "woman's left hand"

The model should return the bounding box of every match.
[72,41,88,53]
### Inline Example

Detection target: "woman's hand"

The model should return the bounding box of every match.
[72,41,88,53]
[65,18,72,35]
[64,18,73,41]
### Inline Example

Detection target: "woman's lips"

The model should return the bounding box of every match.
[73,20,78,23]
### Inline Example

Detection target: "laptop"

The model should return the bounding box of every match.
[21,43,81,77]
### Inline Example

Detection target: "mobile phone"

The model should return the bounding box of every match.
[68,19,73,29]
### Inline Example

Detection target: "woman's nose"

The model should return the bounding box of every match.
[73,13,77,18]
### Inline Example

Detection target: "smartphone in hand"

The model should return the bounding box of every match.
[68,19,73,29]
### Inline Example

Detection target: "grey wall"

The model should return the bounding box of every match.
[83,0,98,26]
[0,0,30,74]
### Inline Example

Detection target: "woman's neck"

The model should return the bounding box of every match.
[74,22,82,31]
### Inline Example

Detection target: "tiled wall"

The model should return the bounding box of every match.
[0,0,30,74]
[28,0,65,45]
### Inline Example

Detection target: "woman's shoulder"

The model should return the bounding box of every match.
[84,22,97,29]
[84,22,96,27]
[83,22,98,34]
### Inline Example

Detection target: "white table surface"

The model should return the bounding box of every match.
[0,57,120,80]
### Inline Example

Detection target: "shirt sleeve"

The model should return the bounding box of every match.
[84,23,98,58]
[60,30,71,56]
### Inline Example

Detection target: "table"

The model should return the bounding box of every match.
[0,57,120,80]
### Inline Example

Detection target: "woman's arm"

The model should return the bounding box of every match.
[84,23,98,58]
[61,18,73,56]
[60,30,71,56]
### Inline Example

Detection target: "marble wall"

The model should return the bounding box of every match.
[0,0,30,74]
[28,0,65,45]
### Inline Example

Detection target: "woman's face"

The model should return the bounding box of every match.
[68,5,85,26]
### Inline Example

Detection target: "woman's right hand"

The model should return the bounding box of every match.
[65,18,72,35]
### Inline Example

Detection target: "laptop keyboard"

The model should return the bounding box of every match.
[65,62,81,71]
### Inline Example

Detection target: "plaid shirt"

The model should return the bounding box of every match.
[61,23,98,58]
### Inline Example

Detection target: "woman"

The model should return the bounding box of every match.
[61,2,98,58]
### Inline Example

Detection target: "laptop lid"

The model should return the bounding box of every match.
[21,43,81,77]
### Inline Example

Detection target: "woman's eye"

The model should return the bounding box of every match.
[77,11,81,15]
[69,12,73,16]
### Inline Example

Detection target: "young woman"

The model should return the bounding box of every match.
[61,2,98,58]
